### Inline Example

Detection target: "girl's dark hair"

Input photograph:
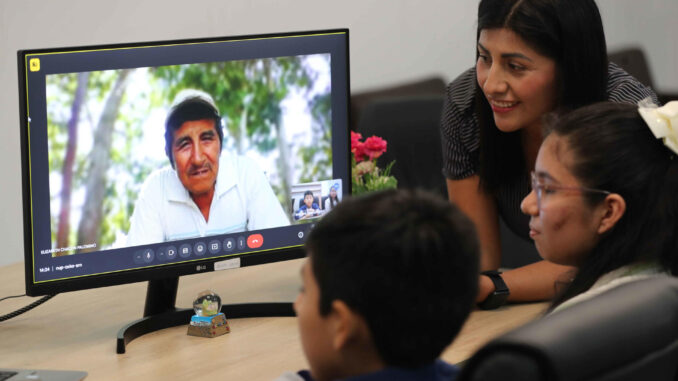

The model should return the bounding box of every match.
[475,0,608,193]
[545,102,678,309]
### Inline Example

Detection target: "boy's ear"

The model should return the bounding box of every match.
[328,300,366,351]
[597,193,626,234]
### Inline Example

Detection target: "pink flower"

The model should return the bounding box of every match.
[351,131,363,148]
[363,136,387,160]
[351,131,367,162]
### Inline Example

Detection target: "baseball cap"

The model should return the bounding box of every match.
[166,89,220,122]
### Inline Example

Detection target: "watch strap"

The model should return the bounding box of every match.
[478,270,510,310]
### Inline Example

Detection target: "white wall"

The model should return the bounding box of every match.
[1,0,676,266]
[600,1,678,93]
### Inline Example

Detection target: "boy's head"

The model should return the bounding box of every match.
[303,190,315,208]
[294,189,479,380]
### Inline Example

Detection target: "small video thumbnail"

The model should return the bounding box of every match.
[291,179,342,222]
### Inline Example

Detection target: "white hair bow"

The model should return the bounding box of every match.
[638,98,678,156]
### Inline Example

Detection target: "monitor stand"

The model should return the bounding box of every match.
[116,277,294,354]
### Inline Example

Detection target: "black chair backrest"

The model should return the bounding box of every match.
[350,77,446,131]
[459,276,678,381]
[356,95,446,198]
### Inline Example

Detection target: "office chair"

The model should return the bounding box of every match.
[356,95,447,198]
[458,276,678,381]
[350,77,446,131]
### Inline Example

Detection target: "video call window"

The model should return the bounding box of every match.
[44,55,333,256]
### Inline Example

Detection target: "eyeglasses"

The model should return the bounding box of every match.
[530,171,611,209]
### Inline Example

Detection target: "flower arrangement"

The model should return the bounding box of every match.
[351,131,397,195]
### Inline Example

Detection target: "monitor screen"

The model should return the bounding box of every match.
[18,29,350,298]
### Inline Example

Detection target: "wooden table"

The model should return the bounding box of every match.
[0,259,545,380]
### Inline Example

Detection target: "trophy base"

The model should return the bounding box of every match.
[187,313,230,338]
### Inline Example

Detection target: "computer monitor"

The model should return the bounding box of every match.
[17,29,350,353]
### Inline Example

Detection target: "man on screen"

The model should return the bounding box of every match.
[126,89,289,246]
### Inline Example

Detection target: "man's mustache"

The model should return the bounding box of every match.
[187,162,213,176]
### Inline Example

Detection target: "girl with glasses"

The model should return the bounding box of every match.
[520,101,678,312]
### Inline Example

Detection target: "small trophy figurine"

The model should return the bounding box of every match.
[186,290,230,338]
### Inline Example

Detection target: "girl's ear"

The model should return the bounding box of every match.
[597,193,626,234]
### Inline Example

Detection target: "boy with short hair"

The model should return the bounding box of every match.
[280,189,479,381]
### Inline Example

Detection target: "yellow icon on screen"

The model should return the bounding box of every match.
[29,58,40,72]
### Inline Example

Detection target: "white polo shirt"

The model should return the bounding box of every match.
[126,150,290,247]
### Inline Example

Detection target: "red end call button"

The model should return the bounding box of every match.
[247,234,264,249]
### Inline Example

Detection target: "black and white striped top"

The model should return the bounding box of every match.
[440,63,658,241]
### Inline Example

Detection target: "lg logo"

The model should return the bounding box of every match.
[196,265,207,272]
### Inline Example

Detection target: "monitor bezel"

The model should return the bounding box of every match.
[17,28,351,297]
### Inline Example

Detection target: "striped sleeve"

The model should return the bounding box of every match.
[440,68,480,180]
[606,62,660,105]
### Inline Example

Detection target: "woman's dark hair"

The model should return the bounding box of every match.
[475,0,608,193]
[545,102,678,309]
